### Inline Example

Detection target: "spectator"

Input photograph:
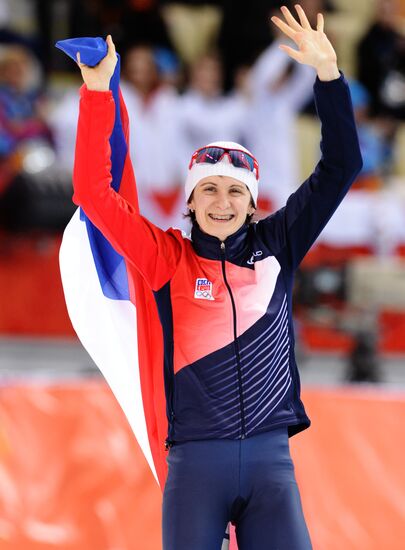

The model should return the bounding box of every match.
[348,79,393,190]
[0,45,51,154]
[47,83,80,174]
[0,44,52,193]
[316,78,403,254]
[120,44,185,229]
[177,53,246,159]
[357,0,405,120]
[242,30,314,212]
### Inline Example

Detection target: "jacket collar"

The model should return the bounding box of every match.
[191,222,249,260]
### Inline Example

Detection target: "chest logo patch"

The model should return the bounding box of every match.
[194,278,215,301]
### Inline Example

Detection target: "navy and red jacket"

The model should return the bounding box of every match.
[73,73,362,447]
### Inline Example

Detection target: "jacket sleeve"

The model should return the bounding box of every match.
[72,85,181,291]
[258,72,363,269]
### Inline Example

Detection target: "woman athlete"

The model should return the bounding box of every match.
[73,4,362,549]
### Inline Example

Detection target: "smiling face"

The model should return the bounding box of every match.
[188,175,255,241]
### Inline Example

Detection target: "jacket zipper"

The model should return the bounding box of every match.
[220,241,246,439]
[165,342,175,451]
[165,411,175,450]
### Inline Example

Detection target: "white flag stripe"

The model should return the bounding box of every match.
[59,209,157,482]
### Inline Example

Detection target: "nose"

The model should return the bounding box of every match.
[214,192,231,210]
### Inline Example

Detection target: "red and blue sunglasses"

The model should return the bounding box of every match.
[189,146,259,180]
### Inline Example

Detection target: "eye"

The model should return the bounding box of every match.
[204,186,216,192]
[230,188,243,194]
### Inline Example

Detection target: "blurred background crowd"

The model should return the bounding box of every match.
[1,0,405,378]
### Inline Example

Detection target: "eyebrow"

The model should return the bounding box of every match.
[200,182,246,190]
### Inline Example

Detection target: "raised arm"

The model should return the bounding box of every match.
[258,5,362,268]
[73,36,181,290]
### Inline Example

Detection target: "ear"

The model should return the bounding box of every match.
[188,198,195,212]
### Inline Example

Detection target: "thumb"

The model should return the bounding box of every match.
[106,35,116,57]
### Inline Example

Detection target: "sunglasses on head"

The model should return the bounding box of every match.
[189,146,259,180]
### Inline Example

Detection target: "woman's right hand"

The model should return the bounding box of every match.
[76,34,118,91]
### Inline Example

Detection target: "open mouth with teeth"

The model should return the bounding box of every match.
[208,214,235,222]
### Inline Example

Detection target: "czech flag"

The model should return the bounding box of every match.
[57,36,168,485]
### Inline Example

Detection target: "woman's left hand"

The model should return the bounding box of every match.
[271,4,340,81]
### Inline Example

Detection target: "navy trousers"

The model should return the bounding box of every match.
[162,427,312,550]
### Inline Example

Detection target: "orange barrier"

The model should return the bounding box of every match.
[0,233,74,336]
[291,387,405,550]
[0,381,161,550]
[0,381,404,549]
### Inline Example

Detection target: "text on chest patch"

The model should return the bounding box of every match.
[194,278,215,300]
